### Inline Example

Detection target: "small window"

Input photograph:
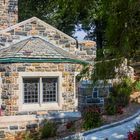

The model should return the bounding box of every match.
[42,78,57,102]
[23,78,39,103]
[23,77,58,104]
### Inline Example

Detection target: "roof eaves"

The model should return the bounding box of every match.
[0,57,89,64]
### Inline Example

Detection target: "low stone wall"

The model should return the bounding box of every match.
[0,112,81,139]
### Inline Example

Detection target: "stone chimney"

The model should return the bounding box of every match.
[0,0,18,30]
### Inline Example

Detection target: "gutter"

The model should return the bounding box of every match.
[0,57,89,64]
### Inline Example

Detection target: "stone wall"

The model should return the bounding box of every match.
[0,17,96,62]
[0,17,77,53]
[0,0,18,30]
[0,62,82,116]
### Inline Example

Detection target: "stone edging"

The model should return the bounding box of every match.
[61,110,140,140]
[83,109,140,136]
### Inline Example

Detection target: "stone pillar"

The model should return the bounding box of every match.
[0,0,18,30]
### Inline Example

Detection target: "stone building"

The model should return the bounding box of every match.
[0,36,85,116]
[0,0,95,116]
[0,0,18,30]
[77,40,96,61]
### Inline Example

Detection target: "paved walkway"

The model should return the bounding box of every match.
[84,114,140,140]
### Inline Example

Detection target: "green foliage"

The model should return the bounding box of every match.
[112,78,132,107]
[135,123,140,133]
[92,59,121,83]
[105,97,117,115]
[41,121,56,139]
[82,106,102,130]
[104,0,140,58]
[105,77,133,115]
[134,80,140,91]
[76,64,90,82]
[92,0,140,82]
[18,0,140,81]
[105,104,116,115]
[24,132,34,140]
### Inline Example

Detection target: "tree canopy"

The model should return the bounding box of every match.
[19,0,140,80]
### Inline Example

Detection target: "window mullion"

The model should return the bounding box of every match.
[39,77,43,106]
[56,82,58,102]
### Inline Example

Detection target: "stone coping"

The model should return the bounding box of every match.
[36,111,81,120]
[62,110,140,140]
[82,109,140,136]
[0,112,81,130]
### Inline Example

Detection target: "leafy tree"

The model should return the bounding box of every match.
[18,0,105,45]
[19,0,140,80]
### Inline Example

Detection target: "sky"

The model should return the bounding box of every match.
[73,24,87,41]
[74,29,87,41]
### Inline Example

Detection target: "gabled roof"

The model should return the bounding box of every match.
[0,36,86,64]
[0,17,75,41]
[0,17,77,56]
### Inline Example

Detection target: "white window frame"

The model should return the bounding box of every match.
[23,77,58,104]
[0,77,2,108]
[18,72,63,111]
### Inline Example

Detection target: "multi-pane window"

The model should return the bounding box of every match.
[23,77,58,104]
[42,78,57,102]
[23,78,39,103]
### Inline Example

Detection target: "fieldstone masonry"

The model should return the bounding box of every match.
[0,17,96,61]
[0,0,92,137]
[0,0,18,30]
[0,17,77,54]
[0,63,82,116]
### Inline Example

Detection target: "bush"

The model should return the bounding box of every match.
[127,123,140,140]
[105,78,132,115]
[135,123,140,138]
[105,97,117,115]
[105,104,116,115]
[82,106,102,130]
[127,131,138,140]
[41,121,56,139]
[134,81,140,91]
[112,77,132,107]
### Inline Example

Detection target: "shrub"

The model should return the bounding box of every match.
[135,123,140,135]
[127,123,140,140]
[82,106,102,130]
[105,104,116,115]
[116,106,123,114]
[127,131,138,140]
[110,77,132,107]
[105,95,117,115]
[41,121,56,139]
[105,78,133,115]
[66,121,74,129]
[134,81,140,91]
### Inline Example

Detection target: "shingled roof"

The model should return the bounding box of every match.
[0,36,86,64]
